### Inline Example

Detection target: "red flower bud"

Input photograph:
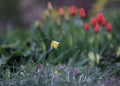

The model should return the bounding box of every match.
[100,17,106,26]
[94,24,100,33]
[97,13,106,26]
[106,23,112,32]
[70,5,77,16]
[79,8,86,18]
[47,2,53,10]
[91,17,97,27]
[84,22,89,30]
[59,7,64,16]
[97,13,103,22]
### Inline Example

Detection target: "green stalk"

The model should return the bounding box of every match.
[95,33,99,53]
[85,31,88,53]
[43,48,53,67]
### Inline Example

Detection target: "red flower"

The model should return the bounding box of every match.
[59,7,64,16]
[97,13,103,22]
[106,23,112,32]
[79,8,86,18]
[97,13,106,26]
[91,17,97,27]
[84,22,89,30]
[70,5,77,16]
[100,17,106,26]
[94,24,100,33]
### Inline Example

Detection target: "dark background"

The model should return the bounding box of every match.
[0,0,119,28]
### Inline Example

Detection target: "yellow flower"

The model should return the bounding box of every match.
[44,10,50,18]
[88,52,95,62]
[96,54,100,64]
[34,21,41,28]
[106,33,112,40]
[117,47,120,57]
[53,70,59,79]
[54,70,59,75]
[51,40,60,49]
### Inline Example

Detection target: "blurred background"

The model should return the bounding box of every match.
[0,0,120,29]
[0,1,120,85]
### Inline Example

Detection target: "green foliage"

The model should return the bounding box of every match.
[0,7,120,85]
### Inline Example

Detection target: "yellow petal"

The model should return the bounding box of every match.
[51,40,60,49]
[54,70,59,75]
[34,21,41,28]
[96,54,100,64]
[88,52,95,62]
[117,47,120,57]
[106,33,112,40]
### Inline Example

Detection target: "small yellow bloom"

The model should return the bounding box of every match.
[117,47,120,57]
[96,54,100,64]
[34,21,41,28]
[88,52,95,62]
[54,70,59,75]
[44,10,50,18]
[106,33,112,40]
[51,40,60,49]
